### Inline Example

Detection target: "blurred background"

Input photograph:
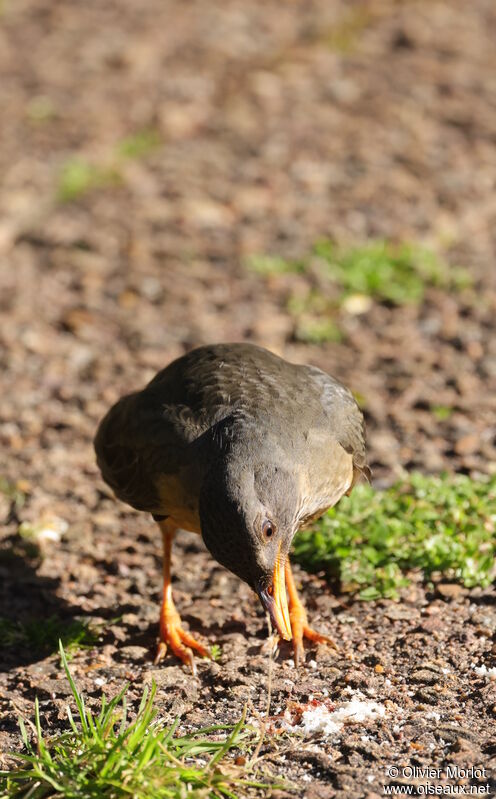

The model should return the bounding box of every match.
[1,0,496,782]
[1,0,496,535]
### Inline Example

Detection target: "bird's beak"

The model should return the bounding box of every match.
[257,544,292,641]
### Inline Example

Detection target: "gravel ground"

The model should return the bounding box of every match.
[1,0,495,796]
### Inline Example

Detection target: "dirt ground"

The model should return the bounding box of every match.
[1,0,496,796]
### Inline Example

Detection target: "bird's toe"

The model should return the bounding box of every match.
[289,625,337,667]
[157,611,211,675]
[302,625,337,649]
[154,641,168,665]
[176,627,211,661]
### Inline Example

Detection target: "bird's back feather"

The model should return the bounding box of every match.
[94,343,369,524]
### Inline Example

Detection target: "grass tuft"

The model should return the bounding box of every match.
[0,643,277,799]
[210,644,222,662]
[286,289,343,343]
[57,159,121,202]
[115,129,161,160]
[57,129,161,202]
[293,317,342,344]
[246,239,471,307]
[293,472,496,599]
[312,239,471,305]
[246,240,471,345]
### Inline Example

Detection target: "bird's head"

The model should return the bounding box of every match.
[199,456,299,641]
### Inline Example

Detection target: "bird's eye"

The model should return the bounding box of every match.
[262,519,275,539]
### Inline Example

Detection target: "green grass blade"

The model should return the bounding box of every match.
[58,640,89,734]
[206,705,247,770]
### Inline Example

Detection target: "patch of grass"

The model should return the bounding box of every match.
[57,129,162,202]
[312,240,471,305]
[210,644,222,662]
[287,290,343,344]
[0,643,275,799]
[246,240,471,310]
[57,159,121,202]
[116,128,161,160]
[292,472,496,600]
[246,240,470,346]
[0,616,100,659]
[293,317,342,344]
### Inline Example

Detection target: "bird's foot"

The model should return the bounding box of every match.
[280,559,337,666]
[154,603,210,675]
[288,600,337,667]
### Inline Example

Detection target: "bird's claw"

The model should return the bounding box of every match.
[154,641,168,666]
[288,604,338,667]
[292,626,338,667]
[155,607,211,675]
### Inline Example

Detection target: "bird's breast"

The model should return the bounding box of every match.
[296,440,354,529]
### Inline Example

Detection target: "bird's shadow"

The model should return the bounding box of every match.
[0,543,78,671]
[0,534,231,672]
[0,538,160,671]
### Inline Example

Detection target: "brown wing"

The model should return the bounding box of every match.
[93,389,202,515]
[93,344,261,516]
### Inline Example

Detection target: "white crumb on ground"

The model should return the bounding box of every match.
[290,694,387,737]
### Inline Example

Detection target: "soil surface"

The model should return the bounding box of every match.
[1,0,496,796]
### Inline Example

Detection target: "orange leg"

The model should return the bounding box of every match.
[154,519,210,675]
[285,559,337,666]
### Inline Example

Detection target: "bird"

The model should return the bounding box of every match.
[94,342,369,672]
